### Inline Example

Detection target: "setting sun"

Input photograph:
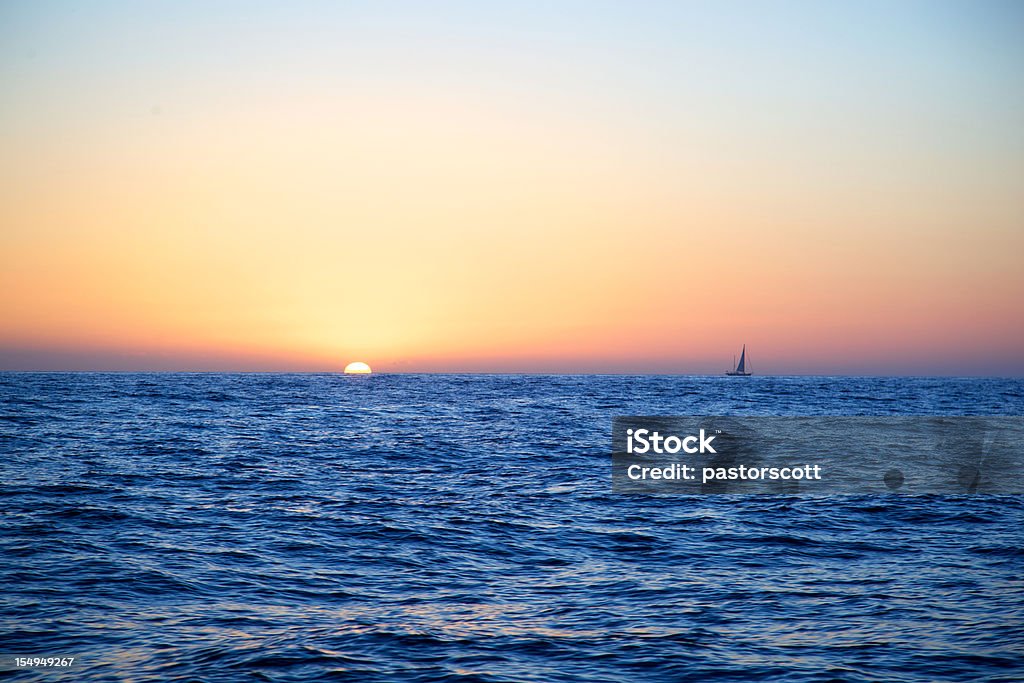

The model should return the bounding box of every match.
[343,362,372,375]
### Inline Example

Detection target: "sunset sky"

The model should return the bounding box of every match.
[2,1,1022,374]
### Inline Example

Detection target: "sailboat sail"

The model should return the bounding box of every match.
[736,346,746,373]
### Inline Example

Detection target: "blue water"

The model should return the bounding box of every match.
[1,373,1023,682]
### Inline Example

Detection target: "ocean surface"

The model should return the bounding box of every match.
[1,373,1022,682]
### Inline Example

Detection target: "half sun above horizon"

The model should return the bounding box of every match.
[343,361,372,374]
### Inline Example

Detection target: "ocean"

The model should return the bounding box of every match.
[1,373,1022,682]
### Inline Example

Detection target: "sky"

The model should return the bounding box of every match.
[1,1,1022,374]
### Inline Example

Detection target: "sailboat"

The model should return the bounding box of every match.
[726,345,752,376]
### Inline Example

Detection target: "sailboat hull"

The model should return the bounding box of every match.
[725,371,752,376]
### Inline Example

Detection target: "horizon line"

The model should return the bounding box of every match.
[2,369,1023,380]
